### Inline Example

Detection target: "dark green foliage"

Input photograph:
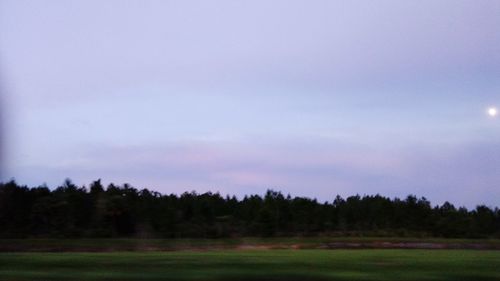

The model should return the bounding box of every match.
[0,179,498,238]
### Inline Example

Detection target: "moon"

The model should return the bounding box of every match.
[488,107,498,117]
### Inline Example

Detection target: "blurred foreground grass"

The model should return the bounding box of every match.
[0,249,499,281]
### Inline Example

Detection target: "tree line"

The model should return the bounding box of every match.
[0,179,499,238]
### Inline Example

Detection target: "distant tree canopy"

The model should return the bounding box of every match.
[0,179,499,238]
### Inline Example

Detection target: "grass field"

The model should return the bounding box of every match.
[0,250,499,281]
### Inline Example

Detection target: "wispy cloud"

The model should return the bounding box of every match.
[1,0,499,208]
[10,138,500,208]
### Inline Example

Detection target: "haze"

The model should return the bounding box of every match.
[0,0,499,207]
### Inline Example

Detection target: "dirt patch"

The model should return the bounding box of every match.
[319,241,500,250]
[1,239,499,252]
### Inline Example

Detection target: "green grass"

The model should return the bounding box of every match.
[0,250,499,280]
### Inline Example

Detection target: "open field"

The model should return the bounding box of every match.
[2,239,499,280]
[0,250,499,281]
[1,238,499,252]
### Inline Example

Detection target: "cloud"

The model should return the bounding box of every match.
[8,138,500,208]
[1,0,499,209]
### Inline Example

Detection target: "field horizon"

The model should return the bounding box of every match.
[1,237,500,252]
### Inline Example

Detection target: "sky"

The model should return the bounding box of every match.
[0,0,499,208]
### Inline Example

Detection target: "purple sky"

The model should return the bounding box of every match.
[1,1,499,207]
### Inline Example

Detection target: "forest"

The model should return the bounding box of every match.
[0,179,498,238]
